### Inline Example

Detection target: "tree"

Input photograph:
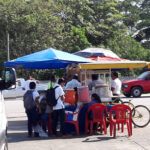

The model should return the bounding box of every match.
[134,0,150,49]
[0,0,65,57]
[118,0,141,32]
[58,0,126,46]
[107,30,150,61]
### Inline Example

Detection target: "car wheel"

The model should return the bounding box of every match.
[131,86,142,97]
[123,93,131,97]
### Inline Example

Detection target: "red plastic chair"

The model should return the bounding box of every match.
[109,104,132,138]
[64,105,83,136]
[85,104,108,135]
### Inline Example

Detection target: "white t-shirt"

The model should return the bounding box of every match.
[111,78,122,95]
[65,79,81,89]
[22,80,36,92]
[53,83,65,110]
[32,89,40,101]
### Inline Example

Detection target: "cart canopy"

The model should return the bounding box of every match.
[79,61,150,70]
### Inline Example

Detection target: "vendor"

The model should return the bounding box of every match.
[111,72,122,96]
[88,74,106,91]
[65,74,81,90]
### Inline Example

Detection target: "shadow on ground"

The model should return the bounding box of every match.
[8,131,114,144]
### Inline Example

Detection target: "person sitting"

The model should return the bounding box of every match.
[87,93,101,120]
[64,93,101,135]
[89,93,101,106]
[78,93,101,134]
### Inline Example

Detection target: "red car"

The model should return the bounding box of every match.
[122,71,150,97]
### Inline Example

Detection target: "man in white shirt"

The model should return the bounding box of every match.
[65,74,81,90]
[52,78,66,136]
[111,72,122,96]
[22,76,39,92]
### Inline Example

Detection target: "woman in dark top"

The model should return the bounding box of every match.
[64,93,101,134]
[89,93,101,105]
[79,93,101,133]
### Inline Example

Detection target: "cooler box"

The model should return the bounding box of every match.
[77,86,91,103]
[64,90,76,105]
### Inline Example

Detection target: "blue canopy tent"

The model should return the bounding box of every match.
[4,48,93,69]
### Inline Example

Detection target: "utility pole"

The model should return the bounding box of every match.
[6,31,10,61]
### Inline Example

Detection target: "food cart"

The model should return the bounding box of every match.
[77,61,150,103]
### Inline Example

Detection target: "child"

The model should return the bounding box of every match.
[24,82,41,137]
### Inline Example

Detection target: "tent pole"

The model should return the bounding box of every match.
[109,69,111,90]
[85,70,87,86]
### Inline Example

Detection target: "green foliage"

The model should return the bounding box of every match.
[0,0,149,78]
[118,0,141,30]
[107,30,150,61]
[66,26,91,53]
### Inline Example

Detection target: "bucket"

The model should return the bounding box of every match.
[64,90,76,105]
[77,86,90,103]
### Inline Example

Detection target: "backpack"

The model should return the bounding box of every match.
[23,90,36,110]
[40,97,47,114]
[46,86,59,107]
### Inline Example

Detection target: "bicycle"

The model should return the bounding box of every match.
[103,96,150,128]
[122,99,150,128]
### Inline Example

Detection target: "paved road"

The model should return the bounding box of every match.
[4,95,150,150]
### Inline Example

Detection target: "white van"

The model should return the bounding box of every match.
[0,68,16,150]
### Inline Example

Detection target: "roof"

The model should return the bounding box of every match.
[79,61,150,70]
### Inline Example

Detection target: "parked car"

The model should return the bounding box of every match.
[122,71,150,97]
[2,78,48,98]
[0,68,16,150]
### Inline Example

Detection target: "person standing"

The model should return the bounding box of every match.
[24,82,41,137]
[47,75,57,89]
[88,74,105,91]
[52,78,66,136]
[111,72,122,96]
[65,74,81,90]
[39,92,52,133]
[65,74,81,104]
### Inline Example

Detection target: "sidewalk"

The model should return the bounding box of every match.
[5,98,150,150]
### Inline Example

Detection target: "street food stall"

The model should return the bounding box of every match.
[64,60,150,135]
[4,48,150,136]
[77,60,150,103]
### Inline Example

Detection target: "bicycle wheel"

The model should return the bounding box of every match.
[132,105,150,128]
[122,101,135,116]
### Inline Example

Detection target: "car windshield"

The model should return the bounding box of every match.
[137,72,149,79]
